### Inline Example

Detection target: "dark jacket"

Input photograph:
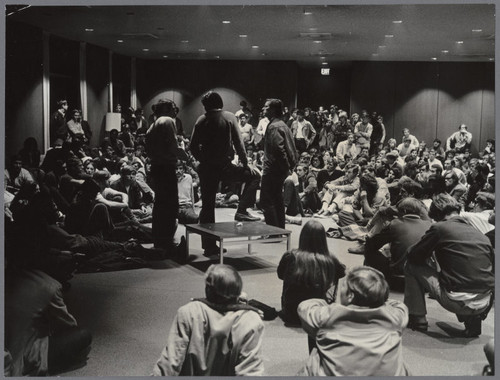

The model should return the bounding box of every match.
[407,216,494,293]
[190,110,247,167]
[262,118,297,176]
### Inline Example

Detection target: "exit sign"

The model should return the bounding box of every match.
[321,68,330,75]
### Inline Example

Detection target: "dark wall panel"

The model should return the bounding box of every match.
[297,67,351,111]
[136,60,298,136]
[87,44,110,146]
[393,62,439,148]
[5,20,44,159]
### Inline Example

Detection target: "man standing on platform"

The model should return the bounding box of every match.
[190,91,260,257]
[146,99,186,261]
[260,98,298,228]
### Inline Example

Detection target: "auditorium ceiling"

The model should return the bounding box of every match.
[7,3,495,68]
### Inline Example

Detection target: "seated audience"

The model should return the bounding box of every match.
[176,159,199,224]
[152,264,264,376]
[446,124,472,153]
[5,154,34,194]
[297,266,409,376]
[296,164,321,214]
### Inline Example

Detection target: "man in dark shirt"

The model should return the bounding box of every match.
[404,193,494,337]
[190,91,260,257]
[50,99,68,146]
[146,99,187,261]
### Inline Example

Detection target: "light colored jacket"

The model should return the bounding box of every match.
[152,300,264,376]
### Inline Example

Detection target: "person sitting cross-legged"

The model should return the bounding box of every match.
[152,264,264,376]
[404,193,494,337]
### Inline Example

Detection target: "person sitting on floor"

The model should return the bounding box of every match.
[176,159,199,224]
[277,220,345,330]
[404,193,494,337]
[297,266,409,376]
[152,264,265,376]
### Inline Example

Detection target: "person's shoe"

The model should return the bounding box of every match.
[203,246,227,258]
[348,243,365,254]
[463,315,482,338]
[235,212,260,222]
[174,236,189,264]
[407,315,429,332]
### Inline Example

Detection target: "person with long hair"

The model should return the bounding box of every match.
[277,220,345,330]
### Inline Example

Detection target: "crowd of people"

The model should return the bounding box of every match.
[4,92,495,376]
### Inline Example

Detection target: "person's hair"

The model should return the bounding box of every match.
[433,138,441,145]
[71,109,81,117]
[238,113,248,120]
[359,172,379,204]
[205,264,242,304]
[445,171,458,184]
[345,266,389,308]
[475,192,495,210]
[79,178,101,199]
[390,166,402,179]
[265,98,283,117]
[240,100,247,107]
[310,154,324,168]
[403,161,419,179]
[152,98,175,116]
[57,99,67,108]
[202,91,223,110]
[345,163,360,176]
[428,193,461,221]
[397,197,424,216]
[476,161,490,177]
[120,164,136,176]
[292,220,344,293]
[430,163,443,176]
[387,138,397,147]
[400,180,423,199]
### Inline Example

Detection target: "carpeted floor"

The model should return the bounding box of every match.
[62,207,494,376]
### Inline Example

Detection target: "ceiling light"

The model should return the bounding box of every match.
[372,53,379,56]
[85,28,94,32]
[392,20,403,24]
[313,40,322,44]
[117,39,124,43]
[472,29,483,32]
[222,20,231,24]
[198,48,206,52]
[143,48,149,52]
[379,45,386,48]
[181,40,189,43]
[304,11,313,15]
[385,34,394,38]
[262,53,267,56]
[309,27,318,31]
[252,45,259,49]
[215,55,220,59]
[320,56,326,60]
[239,34,248,38]
[163,55,168,58]
[456,41,464,44]
[489,58,494,61]
[431,57,437,60]
[441,50,449,53]
[321,62,328,65]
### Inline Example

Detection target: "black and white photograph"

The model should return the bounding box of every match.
[3,1,496,377]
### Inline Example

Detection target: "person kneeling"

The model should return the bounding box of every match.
[298,266,409,376]
[152,264,264,376]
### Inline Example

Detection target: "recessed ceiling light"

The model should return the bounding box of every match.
[163,55,168,58]
[215,55,220,59]
[309,27,318,31]
[304,11,313,15]
[385,34,394,38]
[489,58,494,61]
[85,28,94,32]
[117,39,124,43]
[222,20,231,24]
[181,40,189,43]
[320,56,326,60]
[199,48,206,52]
[239,34,248,38]
[372,53,379,56]
[252,45,259,49]
[321,62,328,65]
[262,53,267,56]
[456,41,464,44]
[143,48,149,52]
[441,50,449,53]
[393,20,403,24]
[472,29,483,32]
[431,57,437,60]
[313,40,322,44]
[379,45,386,48]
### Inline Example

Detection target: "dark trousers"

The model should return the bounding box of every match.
[48,327,92,374]
[364,245,391,280]
[199,162,260,249]
[283,178,303,217]
[261,172,288,229]
[150,164,178,249]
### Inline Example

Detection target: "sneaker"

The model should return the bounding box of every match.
[348,243,365,254]
[235,212,260,222]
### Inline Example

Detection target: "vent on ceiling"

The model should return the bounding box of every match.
[120,33,159,40]
[299,32,332,40]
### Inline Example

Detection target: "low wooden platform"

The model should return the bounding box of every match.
[185,221,292,264]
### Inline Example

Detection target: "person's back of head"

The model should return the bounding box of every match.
[205,264,242,305]
[428,193,461,221]
[396,197,425,217]
[341,266,389,308]
[202,91,224,111]
[152,99,176,117]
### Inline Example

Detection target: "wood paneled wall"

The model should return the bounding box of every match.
[350,62,494,154]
